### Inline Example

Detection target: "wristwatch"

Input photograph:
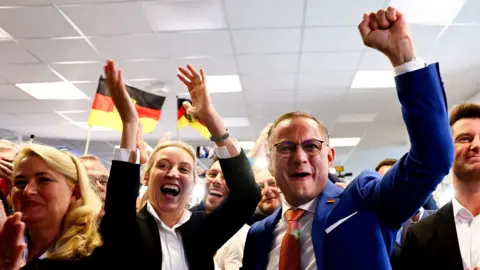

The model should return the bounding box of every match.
[210,129,230,142]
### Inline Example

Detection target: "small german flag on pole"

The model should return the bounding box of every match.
[177,97,211,140]
[88,77,166,133]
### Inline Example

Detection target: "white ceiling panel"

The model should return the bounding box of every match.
[296,89,346,103]
[0,41,38,64]
[90,34,169,60]
[163,31,233,57]
[0,6,78,38]
[14,113,65,124]
[173,56,238,75]
[19,38,101,63]
[358,49,391,70]
[248,102,296,119]
[74,82,98,98]
[244,89,295,104]
[143,0,226,32]
[233,29,301,54]
[209,92,245,105]
[0,0,50,5]
[0,63,61,83]
[117,59,174,80]
[0,85,35,100]
[297,71,354,89]
[330,122,369,138]
[53,0,132,3]
[303,27,364,52]
[455,0,480,23]
[410,25,444,54]
[60,2,153,36]
[0,114,25,127]
[51,62,103,82]
[237,54,298,74]
[306,0,386,26]
[225,0,304,29]
[240,74,297,90]
[300,52,363,72]
[215,105,248,117]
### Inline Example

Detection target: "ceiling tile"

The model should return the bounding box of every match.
[248,102,296,119]
[300,52,363,72]
[0,41,38,64]
[0,63,61,83]
[209,92,245,105]
[244,90,295,104]
[225,0,304,29]
[358,49,391,70]
[53,0,132,3]
[19,38,101,63]
[302,27,364,52]
[60,2,153,36]
[117,59,174,80]
[162,31,233,57]
[455,0,480,23]
[0,0,50,5]
[172,56,238,75]
[410,25,444,54]
[240,74,296,90]
[237,54,298,74]
[14,113,65,124]
[142,0,226,32]
[0,6,78,38]
[51,62,103,82]
[215,105,248,117]
[306,0,386,26]
[0,85,35,100]
[296,89,346,103]
[233,29,301,54]
[297,71,354,89]
[330,122,369,138]
[90,34,169,60]
[74,82,98,98]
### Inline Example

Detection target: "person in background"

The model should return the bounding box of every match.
[400,103,480,270]
[242,7,454,269]
[0,144,102,268]
[249,166,282,225]
[0,140,18,212]
[79,155,109,219]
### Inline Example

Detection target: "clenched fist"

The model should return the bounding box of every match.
[358,7,416,67]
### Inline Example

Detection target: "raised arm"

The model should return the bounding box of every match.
[178,66,261,253]
[358,8,454,226]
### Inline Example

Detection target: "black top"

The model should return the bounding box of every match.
[23,150,260,270]
[397,202,463,270]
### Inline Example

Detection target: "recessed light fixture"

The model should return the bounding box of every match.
[351,71,395,88]
[16,82,89,100]
[330,137,361,147]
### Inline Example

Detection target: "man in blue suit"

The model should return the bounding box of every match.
[242,7,454,270]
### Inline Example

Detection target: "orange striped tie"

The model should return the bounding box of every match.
[279,208,305,270]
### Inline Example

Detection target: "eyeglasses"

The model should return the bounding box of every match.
[88,175,109,186]
[273,139,325,157]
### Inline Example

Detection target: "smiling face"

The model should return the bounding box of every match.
[452,118,480,180]
[12,155,77,226]
[204,161,229,213]
[146,146,195,214]
[255,168,281,215]
[269,116,335,207]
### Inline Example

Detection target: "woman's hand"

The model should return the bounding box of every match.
[0,213,26,270]
[104,60,138,152]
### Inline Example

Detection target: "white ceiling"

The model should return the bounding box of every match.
[0,0,480,175]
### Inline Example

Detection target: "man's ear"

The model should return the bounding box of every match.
[327,147,336,168]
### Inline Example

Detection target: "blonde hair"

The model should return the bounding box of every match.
[0,139,19,151]
[78,155,102,163]
[142,141,197,208]
[12,144,102,260]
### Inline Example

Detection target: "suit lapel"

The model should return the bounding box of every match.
[312,181,343,270]
[137,206,163,267]
[259,208,282,270]
[436,202,463,269]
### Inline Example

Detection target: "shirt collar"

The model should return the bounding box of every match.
[281,197,317,220]
[452,196,474,221]
[147,202,192,231]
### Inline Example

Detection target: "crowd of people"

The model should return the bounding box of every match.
[0,6,479,270]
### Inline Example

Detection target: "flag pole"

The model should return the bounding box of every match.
[84,126,92,155]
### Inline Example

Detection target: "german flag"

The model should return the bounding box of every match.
[88,77,165,133]
[177,97,211,140]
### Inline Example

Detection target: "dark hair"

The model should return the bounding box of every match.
[449,103,480,127]
[375,158,398,172]
[268,111,329,145]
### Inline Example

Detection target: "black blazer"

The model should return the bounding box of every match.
[397,202,463,270]
[23,150,260,270]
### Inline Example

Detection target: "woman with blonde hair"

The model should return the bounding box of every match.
[0,144,102,269]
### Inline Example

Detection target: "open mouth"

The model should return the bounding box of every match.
[208,189,224,198]
[161,184,181,197]
[290,172,311,178]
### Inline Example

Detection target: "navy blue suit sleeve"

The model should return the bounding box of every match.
[362,64,453,227]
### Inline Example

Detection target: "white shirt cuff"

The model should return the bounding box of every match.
[215,143,242,159]
[113,148,140,164]
[394,57,427,76]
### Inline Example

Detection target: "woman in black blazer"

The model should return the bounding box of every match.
[0,60,260,270]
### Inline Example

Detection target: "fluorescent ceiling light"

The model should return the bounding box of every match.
[336,114,377,123]
[223,117,249,127]
[330,137,361,147]
[16,82,89,100]
[0,27,11,41]
[74,122,112,131]
[206,75,242,93]
[56,111,110,131]
[238,141,255,150]
[391,0,467,25]
[351,71,395,89]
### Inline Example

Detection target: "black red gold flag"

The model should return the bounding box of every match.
[177,97,210,140]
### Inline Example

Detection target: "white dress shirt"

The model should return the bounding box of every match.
[452,197,480,269]
[147,202,192,270]
[214,224,250,270]
[266,197,318,270]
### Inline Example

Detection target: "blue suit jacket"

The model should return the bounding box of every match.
[241,64,454,270]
